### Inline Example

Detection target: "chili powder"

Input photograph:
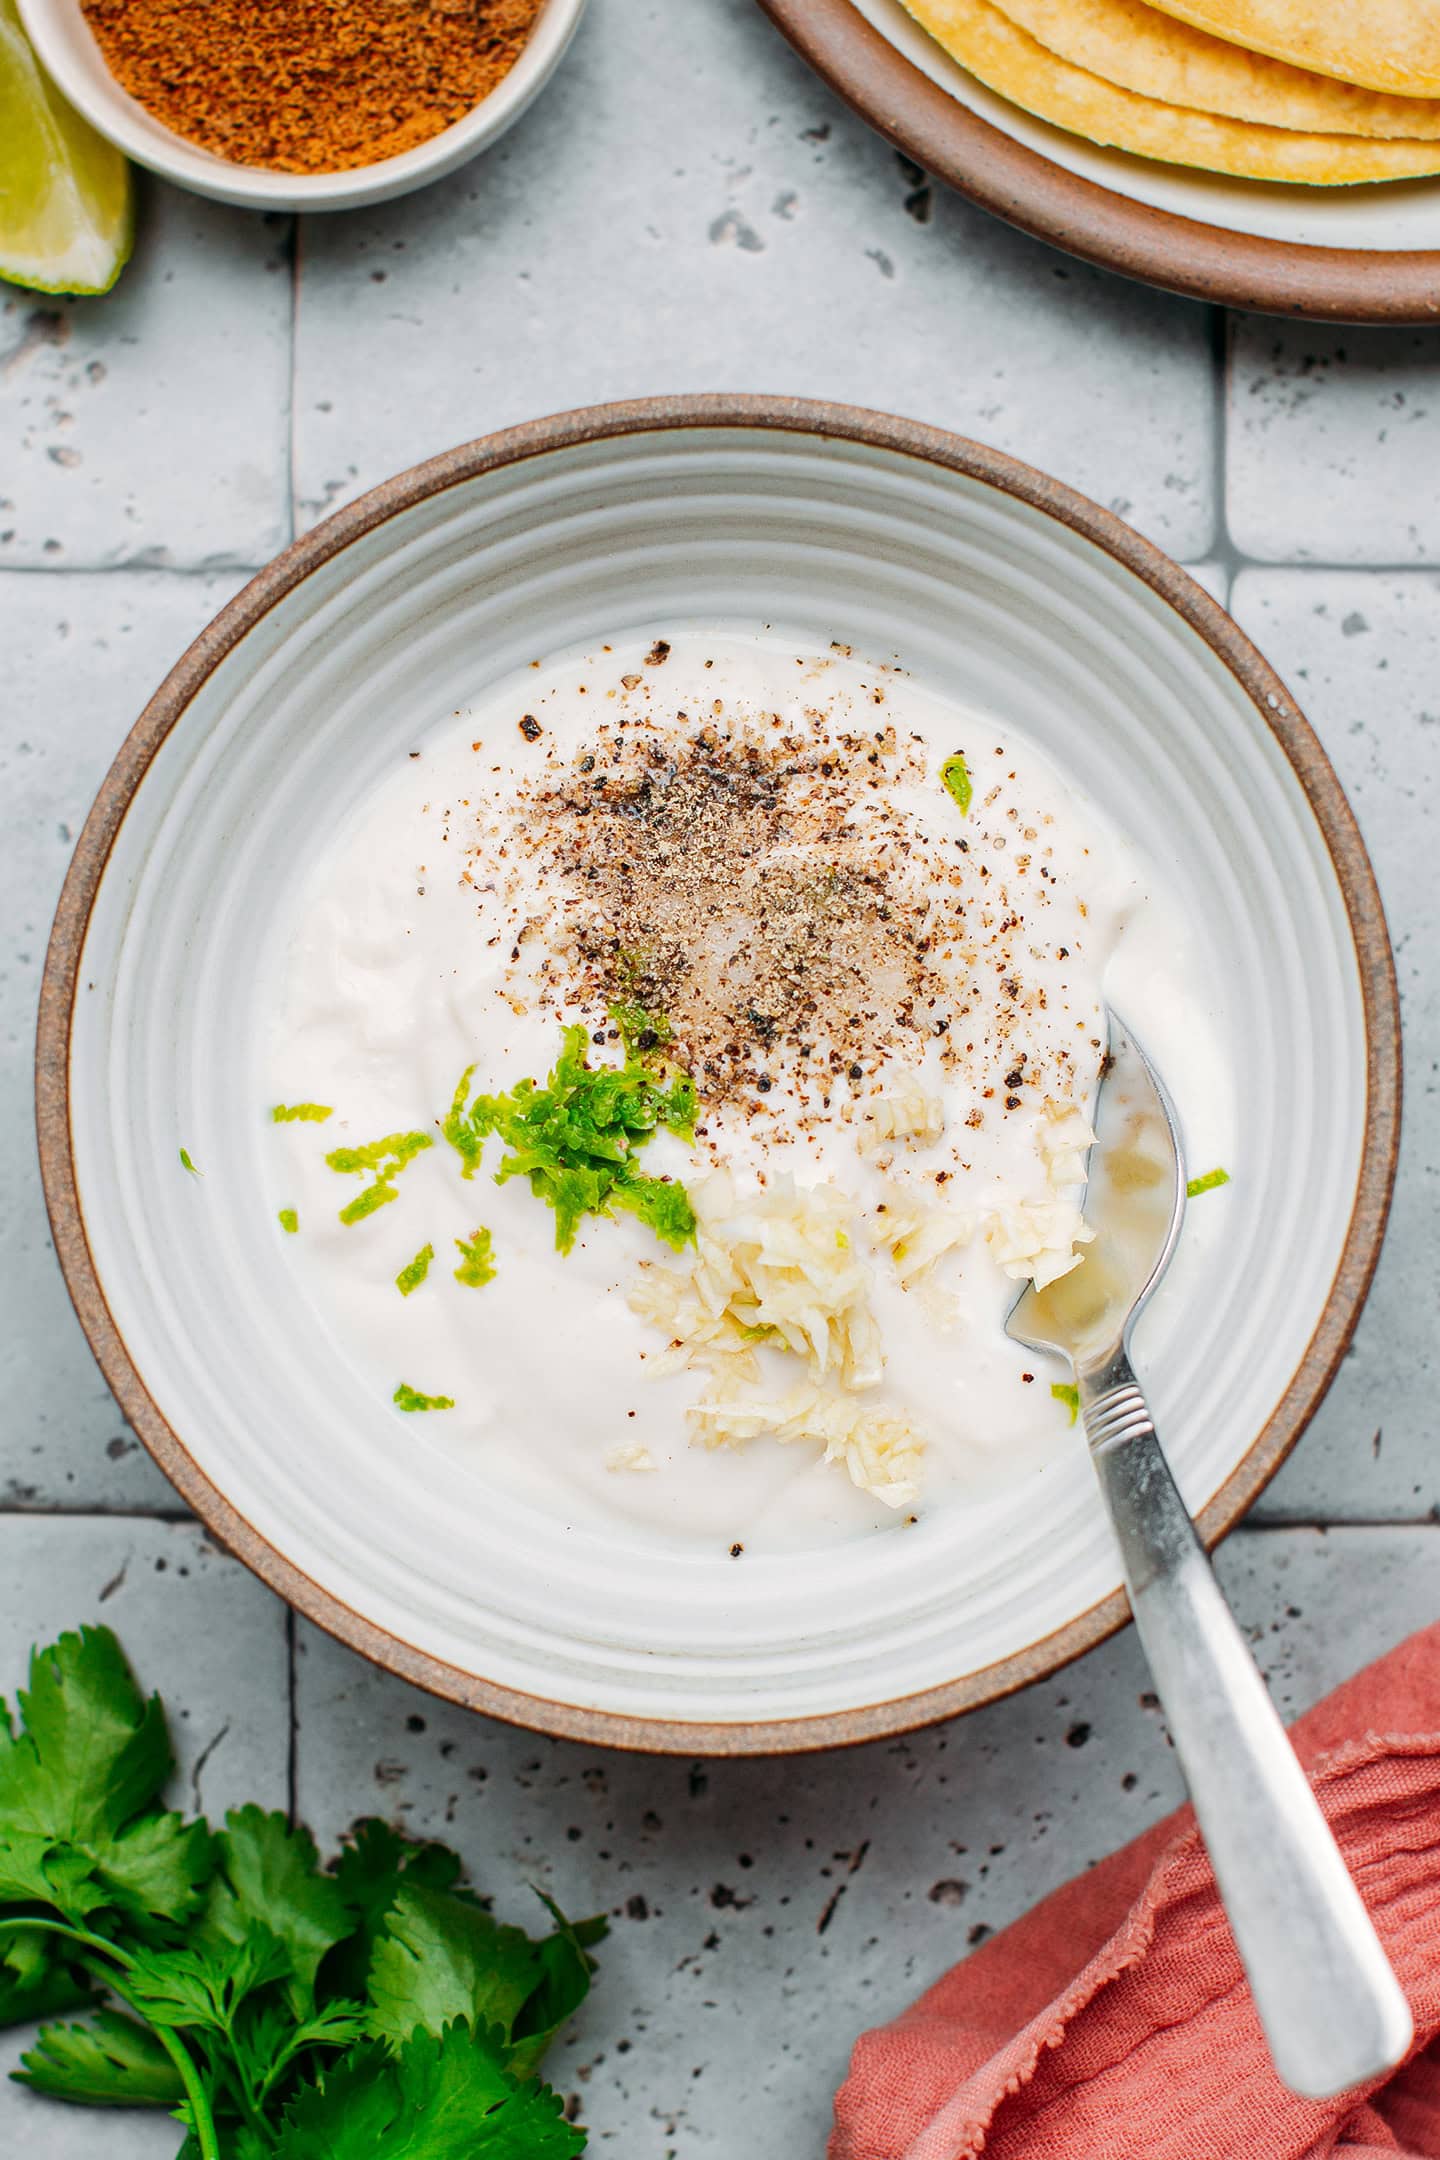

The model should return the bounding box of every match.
[80,0,542,175]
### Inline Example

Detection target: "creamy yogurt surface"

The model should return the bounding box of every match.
[262,626,1227,1553]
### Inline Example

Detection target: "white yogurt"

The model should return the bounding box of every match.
[262,627,1227,1552]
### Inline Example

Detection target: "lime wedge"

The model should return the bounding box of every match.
[0,0,132,295]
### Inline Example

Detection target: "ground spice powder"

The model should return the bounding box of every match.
[80,0,542,174]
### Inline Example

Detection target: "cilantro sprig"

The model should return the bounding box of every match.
[443,1026,697,1254]
[0,1627,600,2158]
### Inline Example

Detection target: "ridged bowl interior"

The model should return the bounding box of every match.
[51,409,1385,1748]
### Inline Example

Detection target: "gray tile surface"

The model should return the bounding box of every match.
[1228,321,1440,565]
[1232,570,1440,1524]
[0,185,292,571]
[293,0,1216,553]
[4,3,1440,2155]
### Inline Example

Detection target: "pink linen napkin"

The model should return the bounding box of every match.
[832,1620,1440,2160]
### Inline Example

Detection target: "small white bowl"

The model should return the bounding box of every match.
[15,0,587,212]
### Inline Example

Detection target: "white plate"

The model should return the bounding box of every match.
[759,0,1440,320]
[39,400,1398,1752]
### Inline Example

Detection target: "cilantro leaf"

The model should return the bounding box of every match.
[324,1820,465,2005]
[16,2009,185,2108]
[508,1894,607,2080]
[447,1027,696,1255]
[120,1928,291,2032]
[0,1924,91,2028]
[274,2022,584,2160]
[1186,1166,1230,1198]
[0,1627,210,1925]
[202,1808,350,2013]
[366,1885,544,2053]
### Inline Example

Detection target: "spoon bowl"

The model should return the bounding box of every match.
[1009,1016,1184,1370]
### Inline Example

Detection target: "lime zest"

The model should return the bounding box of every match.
[1052,1382,1080,1426]
[940,753,973,818]
[393,1382,454,1413]
[395,1244,434,1297]
[444,1027,696,1255]
[441,1065,484,1179]
[278,1208,299,1234]
[453,1227,496,1289]
[272,1102,334,1124]
[1186,1167,1230,1198]
[179,1148,201,1177]
[339,1182,397,1226]
[326,1130,433,1225]
[610,1002,673,1059]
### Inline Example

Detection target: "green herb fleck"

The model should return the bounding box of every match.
[0,1622,601,2157]
[441,1065,485,1179]
[453,1227,496,1289]
[178,1148,201,1177]
[278,1208,299,1234]
[444,1026,697,1254]
[338,1181,397,1226]
[271,1102,333,1124]
[326,1130,433,1226]
[1052,1382,1080,1426]
[395,1244,434,1297]
[1186,1166,1230,1198]
[393,1382,455,1413]
[941,752,973,817]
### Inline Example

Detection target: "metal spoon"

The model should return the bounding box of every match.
[1007,1014,1412,2100]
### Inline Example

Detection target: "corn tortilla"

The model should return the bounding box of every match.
[902,0,1440,179]
[1140,0,1440,99]
[990,0,1440,136]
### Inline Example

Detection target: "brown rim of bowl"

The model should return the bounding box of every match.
[37,393,1400,1756]
[756,0,1440,324]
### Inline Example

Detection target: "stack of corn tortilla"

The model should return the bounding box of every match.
[903,0,1440,181]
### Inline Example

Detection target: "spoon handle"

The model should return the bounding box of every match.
[1079,1346,1413,2100]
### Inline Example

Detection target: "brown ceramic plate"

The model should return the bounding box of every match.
[37,397,1400,1752]
[758,0,1440,321]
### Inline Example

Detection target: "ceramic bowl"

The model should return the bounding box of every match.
[15,0,587,213]
[38,398,1398,1753]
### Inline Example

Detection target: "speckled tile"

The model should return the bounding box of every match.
[290,1525,1440,2157]
[1230,570,1440,1524]
[293,0,1215,556]
[0,180,292,571]
[1228,322,1440,566]
[0,568,246,1511]
[0,1517,290,2158]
